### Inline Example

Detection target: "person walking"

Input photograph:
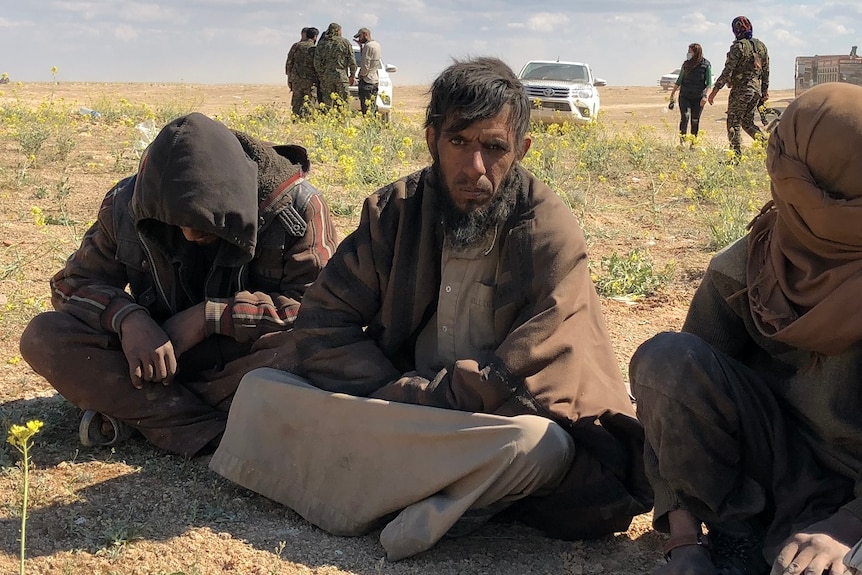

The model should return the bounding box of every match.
[353,27,382,116]
[668,43,711,147]
[286,27,319,118]
[313,22,356,110]
[707,16,769,161]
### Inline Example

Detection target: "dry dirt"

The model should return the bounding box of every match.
[0,82,795,575]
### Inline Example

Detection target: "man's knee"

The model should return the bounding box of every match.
[630,331,712,399]
[513,415,574,469]
[20,311,82,368]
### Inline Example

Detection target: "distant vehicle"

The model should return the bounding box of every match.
[795,46,861,97]
[658,69,681,91]
[349,46,398,121]
[517,60,606,125]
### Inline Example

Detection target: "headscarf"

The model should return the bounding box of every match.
[732,16,753,40]
[746,82,862,355]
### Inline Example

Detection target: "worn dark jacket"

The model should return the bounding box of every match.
[50,113,338,343]
[683,237,862,523]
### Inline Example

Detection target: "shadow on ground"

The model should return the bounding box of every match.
[0,394,662,574]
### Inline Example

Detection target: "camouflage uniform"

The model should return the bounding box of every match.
[287,39,318,118]
[285,41,301,80]
[714,37,770,156]
[313,24,357,109]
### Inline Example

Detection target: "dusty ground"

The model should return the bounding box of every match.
[0,82,795,575]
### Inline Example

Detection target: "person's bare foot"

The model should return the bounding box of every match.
[653,544,718,575]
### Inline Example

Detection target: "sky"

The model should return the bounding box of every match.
[1,1,860,90]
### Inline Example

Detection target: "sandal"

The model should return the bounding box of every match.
[79,410,135,447]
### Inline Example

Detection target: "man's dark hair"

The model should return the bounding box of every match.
[425,57,530,148]
[306,27,319,40]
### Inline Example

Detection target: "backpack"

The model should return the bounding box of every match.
[741,39,765,73]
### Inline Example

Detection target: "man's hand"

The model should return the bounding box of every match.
[161,302,207,358]
[770,509,862,575]
[707,89,718,105]
[119,309,178,388]
[370,371,433,404]
[349,76,355,86]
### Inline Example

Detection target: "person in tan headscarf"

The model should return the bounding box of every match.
[629,81,862,575]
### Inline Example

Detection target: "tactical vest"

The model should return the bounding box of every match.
[679,59,711,100]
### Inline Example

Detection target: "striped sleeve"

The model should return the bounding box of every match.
[205,193,339,342]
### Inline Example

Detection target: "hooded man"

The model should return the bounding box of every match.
[20,113,338,458]
[708,16,770,160]
[631,82,862,575]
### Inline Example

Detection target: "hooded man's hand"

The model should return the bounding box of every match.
[162,302,207,359]
[118,309,178,388]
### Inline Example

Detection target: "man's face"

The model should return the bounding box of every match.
[426,106,531,215]
[180,227,219,246]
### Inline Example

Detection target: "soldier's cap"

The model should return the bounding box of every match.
[354,27,370,39]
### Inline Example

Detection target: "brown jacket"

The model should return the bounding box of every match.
[50,115,338,342]
[284,165,653,537]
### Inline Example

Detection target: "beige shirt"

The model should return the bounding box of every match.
[359,40,382,84]
[414,227,501,377]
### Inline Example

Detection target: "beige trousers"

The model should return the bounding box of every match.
[209,368,574,560]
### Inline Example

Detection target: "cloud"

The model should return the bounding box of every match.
[0,1,831,88]
[114,24,139,42]
[815,20,852,36]
[771,29,806,48]
[679,12,720,34]
[525,12,571,33]
[0,17,34,29]
[247,27,283,47]
[115,2,181,23]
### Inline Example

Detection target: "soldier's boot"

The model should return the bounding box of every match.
[727,126,743,160]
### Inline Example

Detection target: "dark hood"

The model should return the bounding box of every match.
[133,112,259,266]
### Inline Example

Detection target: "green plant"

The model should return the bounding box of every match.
[7,419,44,575]
[593,249,674,298]
[705,186,759,250]
[16,123,51,158]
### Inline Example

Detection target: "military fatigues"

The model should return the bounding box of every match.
[714,37,769,156]
[287,39,319,118]
[313,26,357,109]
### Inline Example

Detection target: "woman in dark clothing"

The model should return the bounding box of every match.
[669,43,712,145]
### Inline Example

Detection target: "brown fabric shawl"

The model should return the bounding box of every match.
[747,82,862,355]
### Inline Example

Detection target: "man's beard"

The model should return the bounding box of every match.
[433,163,520,250]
